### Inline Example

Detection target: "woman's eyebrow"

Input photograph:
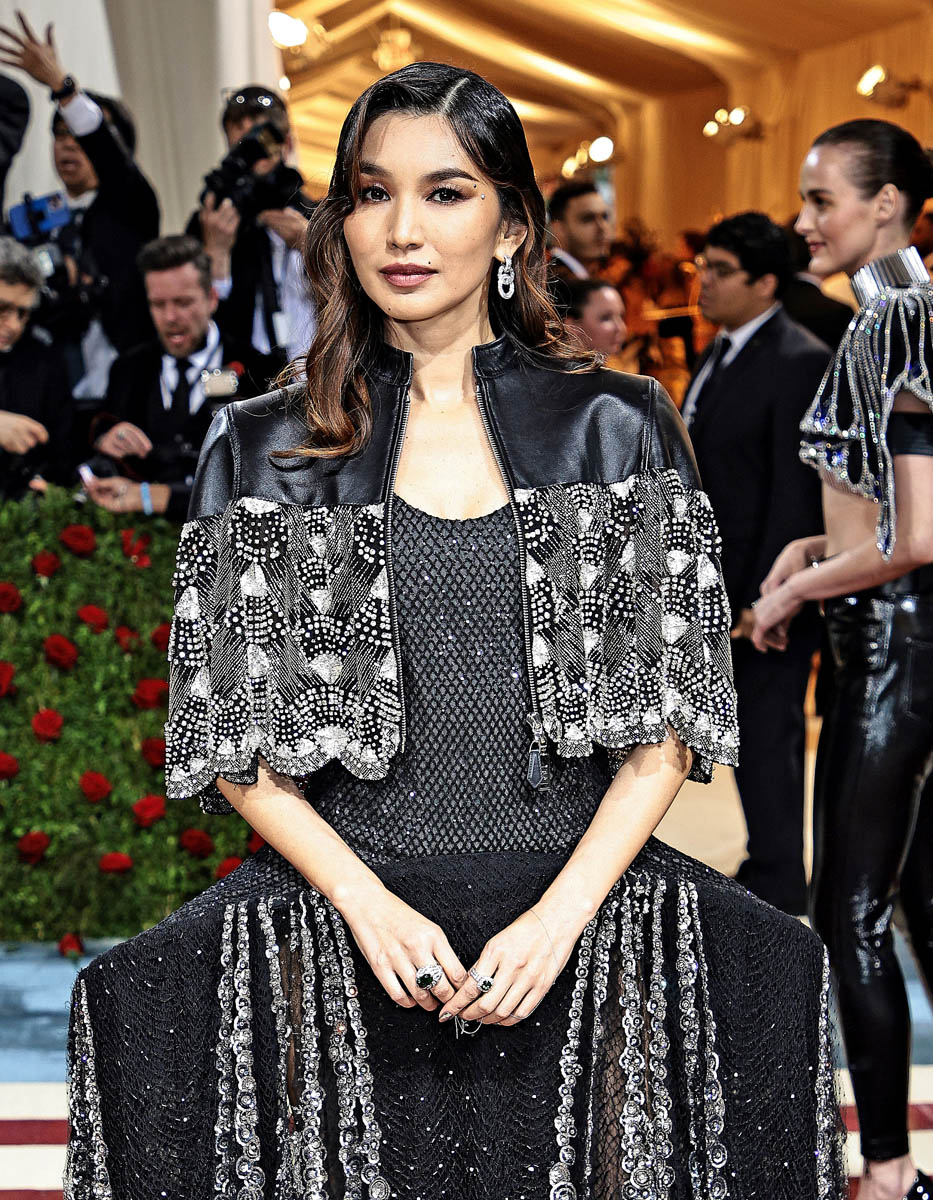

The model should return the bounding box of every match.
[358,161,480,186]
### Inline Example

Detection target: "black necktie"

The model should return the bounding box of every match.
[686,335,731,424]
[171,358,191,422]
[258,232,282,351]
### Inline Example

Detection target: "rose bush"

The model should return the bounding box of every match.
[0,487,250,940]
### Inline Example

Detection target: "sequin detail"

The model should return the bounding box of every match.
[63,977,112,1199]
[799,251,933,557]
[515,470,738,782]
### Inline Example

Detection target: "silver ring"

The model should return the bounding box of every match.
[469,966,495,993]
[414,961,443,991]
[117,431,127,441]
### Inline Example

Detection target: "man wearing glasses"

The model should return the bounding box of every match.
[683,211,831,917]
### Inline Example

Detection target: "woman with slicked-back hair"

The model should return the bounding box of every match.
[65,64,845,1199]
[755,118,933,1200]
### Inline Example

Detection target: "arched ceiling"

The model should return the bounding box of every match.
[278,0,930,190]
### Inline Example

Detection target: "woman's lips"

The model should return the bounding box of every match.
[380,265,436,288]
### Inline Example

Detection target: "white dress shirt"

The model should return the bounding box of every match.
[159,321,223,415]
[548,247,589,279]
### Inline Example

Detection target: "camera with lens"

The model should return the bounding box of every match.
[7,190,108,339]
[200,120,304,226]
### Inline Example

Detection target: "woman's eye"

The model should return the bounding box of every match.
[359,184,389,203]
[430,187,465,204]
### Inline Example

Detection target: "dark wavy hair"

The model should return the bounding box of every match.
[704,211,794,298]
[813,118,933,228]
[290,62,596,459]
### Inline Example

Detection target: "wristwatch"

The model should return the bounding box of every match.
[50,75,77,103]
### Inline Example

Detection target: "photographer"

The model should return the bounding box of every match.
[187,85,315,371]
[86,235,275,521]
[0,238,73,499]
[0,12,159,409]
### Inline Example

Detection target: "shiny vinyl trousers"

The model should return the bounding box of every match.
[812,581,933,1161]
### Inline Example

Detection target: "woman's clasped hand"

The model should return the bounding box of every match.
[339,884,578,1026]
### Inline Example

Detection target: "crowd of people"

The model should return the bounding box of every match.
[3,14,933,1200]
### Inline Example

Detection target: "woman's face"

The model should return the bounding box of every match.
[795,143,899,277]
[342,113,523,336]
[573,286,627,356]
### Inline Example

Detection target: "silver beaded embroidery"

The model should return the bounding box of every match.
[799,246,933,558]
[165,469,739,812]
[688,885,729,1198]
[257,900,294,1194]
[63,977,112,1200]
[213,905,236,1196]
[294,894,328,1193]
[232,904,264,1198]
[815,949,845,1199]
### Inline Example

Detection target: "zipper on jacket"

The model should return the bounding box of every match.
[384,386,412,754]
[474,378,551,790]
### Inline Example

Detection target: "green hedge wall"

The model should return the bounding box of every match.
[0,487,253,944]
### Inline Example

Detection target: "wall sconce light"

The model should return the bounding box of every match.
[268,12,309,48]
[701,105,762,142]
[561,135,616,177]
[856,64,922,107]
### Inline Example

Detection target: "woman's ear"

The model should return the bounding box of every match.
[496,220,528,262]
[874,182,903,228]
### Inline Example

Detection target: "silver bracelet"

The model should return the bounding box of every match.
[529,907,559,972]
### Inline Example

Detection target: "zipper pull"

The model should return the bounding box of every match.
[525,714,551,790]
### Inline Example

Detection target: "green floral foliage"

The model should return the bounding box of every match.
[0,488,251,942]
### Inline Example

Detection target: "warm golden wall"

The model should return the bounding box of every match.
[633,12,933,249]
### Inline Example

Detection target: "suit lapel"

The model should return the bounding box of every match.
[690,312,782,437]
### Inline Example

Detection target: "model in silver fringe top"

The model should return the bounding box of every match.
[64,63,845,1200]
[754,118,933,1200]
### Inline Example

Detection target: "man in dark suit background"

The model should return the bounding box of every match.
[683,212,831,915]
[86,235,274,521]
[782,226,854,350]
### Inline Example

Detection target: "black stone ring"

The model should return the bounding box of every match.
[414,962,443,991]
[469,967,495,993]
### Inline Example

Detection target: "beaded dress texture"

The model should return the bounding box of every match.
[65,495,844,1199]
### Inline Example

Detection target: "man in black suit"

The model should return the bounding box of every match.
[683,212,831,915]
[782,227,854,350]
[0,239,73,498]
[0,15,160,405]
[86,236,274,522]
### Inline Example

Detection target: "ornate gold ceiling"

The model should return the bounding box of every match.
[278,0,930,192]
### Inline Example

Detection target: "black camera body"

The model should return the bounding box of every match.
[201,121,303,225]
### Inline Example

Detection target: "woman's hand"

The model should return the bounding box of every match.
[760,535,826,596]
[438,906,581,1028]
[751,584,801,653]
[338,884,467,1012]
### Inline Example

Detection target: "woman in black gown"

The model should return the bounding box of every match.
[753,119,933,1200]
[65,64,845,1200]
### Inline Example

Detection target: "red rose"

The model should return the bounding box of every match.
[0,751,19,780]
[32,708,63,741]
[0,661,15,696]
[31,550,61,577]
[99,851,133,873]
[216,855,243,879]
[0,583,22,613]
[58,932,84,957]
[120,529,152,568]
[179,827,214,858]
[18,831,50,864]
[80,771,112,803]
[132,793,166,827]
[44,634,79,671]
[150,622,171,653]
[247,830,266,855]
[77,605,109,633]
[141,736,166,768]
[59,524,96,557]
[115,626,140,653]
[131,678,168,709]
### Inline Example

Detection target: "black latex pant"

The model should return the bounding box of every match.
[812,581,933,1161]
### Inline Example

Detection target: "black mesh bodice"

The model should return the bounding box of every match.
[307,497,612,862]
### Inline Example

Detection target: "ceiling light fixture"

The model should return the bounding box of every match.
[856,64,922,107]
[561,156,578,179]
[268,11,309,49]
[589,136,614,163]
[373,27,420,73]
[701,106,762,142]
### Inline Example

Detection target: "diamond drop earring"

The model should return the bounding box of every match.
[497,255,515,300]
